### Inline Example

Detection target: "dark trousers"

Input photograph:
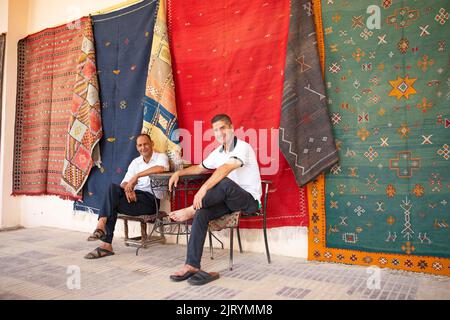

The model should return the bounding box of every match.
[99,184,159,244]
[186,177,258,269]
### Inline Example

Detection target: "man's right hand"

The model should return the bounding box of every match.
[168,172,180,192]
[125,190,137,203]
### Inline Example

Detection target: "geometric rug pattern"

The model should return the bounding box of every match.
[13,17,93,200]
[142,0,182,171]
[308,0,450,276]
[61,17,102,198]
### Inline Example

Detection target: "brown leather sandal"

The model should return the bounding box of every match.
[84,247,115,259]
[87,229,107,241]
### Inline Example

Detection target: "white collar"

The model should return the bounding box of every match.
[138,152,156,164]
[219,136,238,153]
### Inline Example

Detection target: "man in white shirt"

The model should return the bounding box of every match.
[84,133,169,259]
[168,114,261,285]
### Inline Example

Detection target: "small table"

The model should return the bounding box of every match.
[135,172,211,255]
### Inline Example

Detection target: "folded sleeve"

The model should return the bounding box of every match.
[156,153,170,171]
[202,149,218,170]
[121,160,136,184]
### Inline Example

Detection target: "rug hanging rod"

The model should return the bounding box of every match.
[93,0,146,15]
[25,0,147,33]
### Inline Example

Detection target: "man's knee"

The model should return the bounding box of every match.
[215,177,235,190]
[193,209,211,225]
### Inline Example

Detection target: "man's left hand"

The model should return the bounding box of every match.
[193,186,207,210]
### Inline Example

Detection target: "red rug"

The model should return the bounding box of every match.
[168,0,308,228]
[13,17,93,200]
[61,17,102,198]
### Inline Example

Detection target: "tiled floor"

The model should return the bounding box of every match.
[0,227,449,300]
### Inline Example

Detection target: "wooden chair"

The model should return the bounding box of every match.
[117,212,165,249]
[208,180,272,270]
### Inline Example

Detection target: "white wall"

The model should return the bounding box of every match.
[0,0,8,33]
[0,0,28,229]
[0,0,7,229]
[0,0,308,258]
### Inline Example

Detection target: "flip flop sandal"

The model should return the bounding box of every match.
[187,270,220,286]
[87,229,107,242]
[84,247,115,259]
[169,270,198,282]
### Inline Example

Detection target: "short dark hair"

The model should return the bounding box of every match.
[136,133,152,143]
[211,114,232,125]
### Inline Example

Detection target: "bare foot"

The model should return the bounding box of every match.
[169,206,195,222]
[97,217,107,230]
[172,264,199,277]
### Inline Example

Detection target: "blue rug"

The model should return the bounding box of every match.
[75,0,158,213]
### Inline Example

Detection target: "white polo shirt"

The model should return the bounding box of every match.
[202,137,262,202]
[121,152,170,199]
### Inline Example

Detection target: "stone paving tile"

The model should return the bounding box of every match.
[276,286,312,299]
[0,227,449,300]
[163,285,241,300]
[19,250,57,260]
[0,292,30,300]
[11,234,54,243]
[56,241,94,252]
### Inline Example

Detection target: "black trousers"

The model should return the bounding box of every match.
[99,184,159,244]
[186,177,258,268]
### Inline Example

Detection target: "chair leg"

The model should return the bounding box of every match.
[123,220,129,241]
[229,227,234,271]
[208,230,214,260]
[140,222,148,248]
[263,224,271,264]
[158,218,165,238]
[236,226,243,253]
[209,232,224,249]
[176,223,180,244]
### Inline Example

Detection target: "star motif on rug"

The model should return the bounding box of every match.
[388,76,417,99]
[397,123,411,139]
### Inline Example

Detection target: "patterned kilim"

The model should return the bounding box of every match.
[280,0,339,187]
[61,17,102,197]
[13,17,93,200]
[308,0,450,276]
[0,33,5,144]
[75,0,158,213]
[142,0,182,171]
[168,0,308,228]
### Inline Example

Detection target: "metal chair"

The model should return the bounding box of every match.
[208,180,272,270]
[117,173,210,255]
[118,209,194,255]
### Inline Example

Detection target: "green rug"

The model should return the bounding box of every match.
[318,0,449,273]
